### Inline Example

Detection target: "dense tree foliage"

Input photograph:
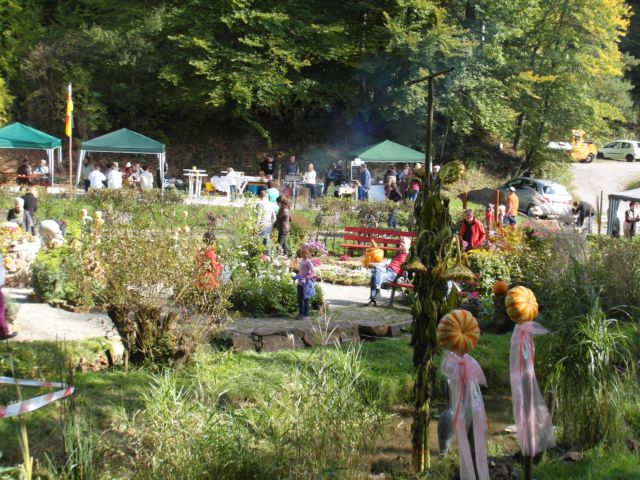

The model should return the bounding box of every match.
[0,0,637,168]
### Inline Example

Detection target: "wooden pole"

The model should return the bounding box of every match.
[598,190,604,235]
[524,455,533,480]
[462,191,468,209]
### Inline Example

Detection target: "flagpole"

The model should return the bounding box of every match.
[65,84,73,191]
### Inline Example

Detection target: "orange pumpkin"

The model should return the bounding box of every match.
[505,286,538,323]
[437,309,481,354]
[493,280,509,295]
[363,243,384,266]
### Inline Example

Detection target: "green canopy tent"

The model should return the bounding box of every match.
[347,140,425,163]
[0,122,62,186]
[76,128,166,189]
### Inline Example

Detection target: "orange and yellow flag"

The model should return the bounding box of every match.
[65,84,73,137]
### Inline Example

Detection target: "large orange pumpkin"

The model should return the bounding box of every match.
[493,280,509,295]
[363,243,384,266]
[437,309,480,354]
[505,286,538,323]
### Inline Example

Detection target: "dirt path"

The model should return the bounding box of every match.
[570,160,640,204]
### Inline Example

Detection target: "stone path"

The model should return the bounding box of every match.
[3,288,117,342]
[225,282,413,352]
[3,283,413,353]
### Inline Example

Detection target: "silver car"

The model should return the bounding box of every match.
[499,177,573,219]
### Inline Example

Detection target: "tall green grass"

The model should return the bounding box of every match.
[116,344,387,479]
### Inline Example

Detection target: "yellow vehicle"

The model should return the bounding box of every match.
[569,129,597,163]
[547,129,598,163]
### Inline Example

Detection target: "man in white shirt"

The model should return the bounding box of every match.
[34,159,49,182]
[88,165,107,190]
[256,190,276,253]
[107,163,123,189]
[139,164,154,190]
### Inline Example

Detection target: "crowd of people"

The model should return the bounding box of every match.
[80,158,156,192]
[16,158,50,185]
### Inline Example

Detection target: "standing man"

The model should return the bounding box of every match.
[80,158,94,192]
[459,209,486,251]
[624,201,640,238]
[324,163,338,195]
[260,155,277,180]
[285,155,299,176]
[256,190,276,253]
[505,187,519,225]
[358,164,371,200]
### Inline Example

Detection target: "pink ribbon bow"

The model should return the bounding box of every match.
[509,322,556,456]
[441,351,489,480]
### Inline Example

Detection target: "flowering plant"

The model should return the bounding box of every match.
[303,240,328,256]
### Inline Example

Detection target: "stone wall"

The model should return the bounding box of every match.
[5,240,40,287]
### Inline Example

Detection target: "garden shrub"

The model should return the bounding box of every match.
[32,248,69,301]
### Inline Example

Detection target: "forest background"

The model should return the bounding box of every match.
[0,0,639,175]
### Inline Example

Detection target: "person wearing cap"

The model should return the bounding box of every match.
[505,187,519,225]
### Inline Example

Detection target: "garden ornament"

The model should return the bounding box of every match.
[438,310,489,480]
[507,287,555,476]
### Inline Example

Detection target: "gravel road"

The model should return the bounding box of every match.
[570,160,640,205]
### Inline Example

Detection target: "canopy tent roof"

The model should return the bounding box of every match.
[0,122,61,149]
[609,188,640,203]
[80,128,165,154]
[347,140,425,163]
[606,188,640,236]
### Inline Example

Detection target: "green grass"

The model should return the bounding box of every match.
[626,177,640,190]
[535,448,640,479]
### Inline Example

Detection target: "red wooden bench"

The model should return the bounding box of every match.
[382,280,414,306]
[341,226,416,253]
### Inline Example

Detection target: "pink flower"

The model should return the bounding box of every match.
[311,258,322,266]
[339,254,350,261]
[471,291,479,299]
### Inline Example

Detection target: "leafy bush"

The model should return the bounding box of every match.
[32,248,70,301]
[542,297,635,447]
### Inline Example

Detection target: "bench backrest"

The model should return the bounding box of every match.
[344,226,416,238]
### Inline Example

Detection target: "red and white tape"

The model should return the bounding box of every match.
[0,376,74,418]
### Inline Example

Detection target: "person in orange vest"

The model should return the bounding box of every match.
[505,187,519,225]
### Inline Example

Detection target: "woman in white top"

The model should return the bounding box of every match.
[302,163,317,205]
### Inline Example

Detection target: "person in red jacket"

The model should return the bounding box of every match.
[459,209,486,251]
